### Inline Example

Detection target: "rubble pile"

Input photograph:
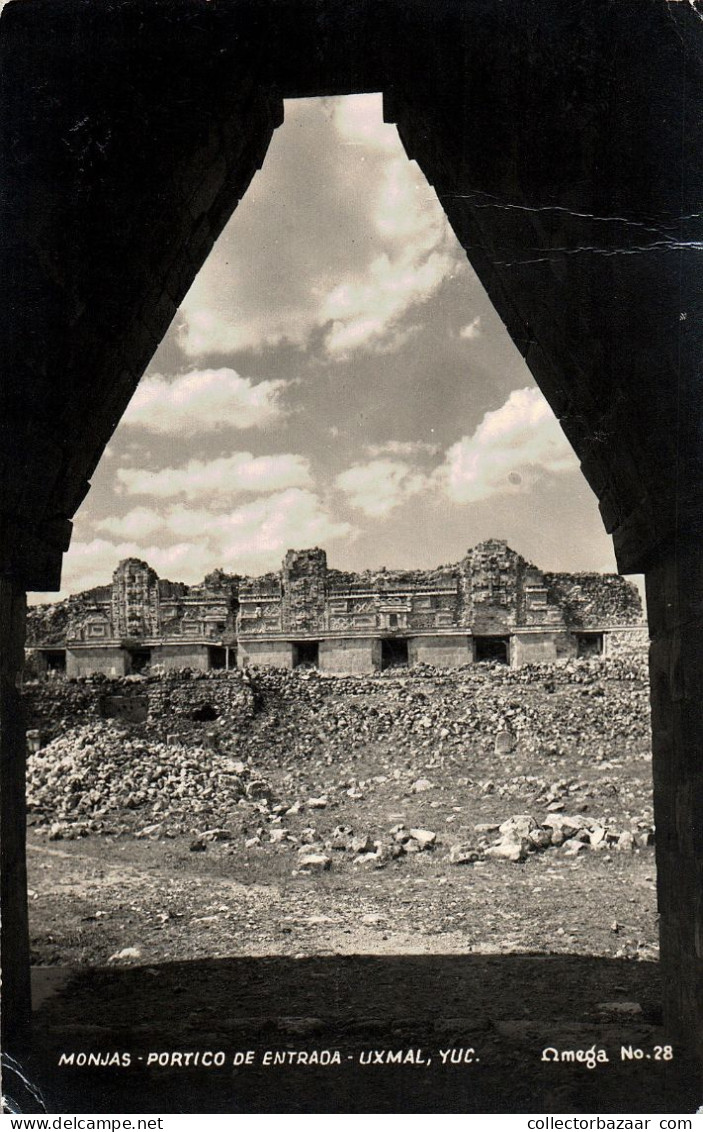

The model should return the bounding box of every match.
[400,655,648,685]
[236,658,651,772]
[248,820,439,872]
[25,659,653,856]
[472,812,654,863]
[243,803,655,872]
[26,720,272,838]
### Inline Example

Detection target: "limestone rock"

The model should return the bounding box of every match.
[449,844,479,865]
[298,853,331,871]
[108,947,142,963]
[411,778,433,794]
[409,828,436,849]
[485,836,530,862]
[499,814,537,838]
[494,728,516,756]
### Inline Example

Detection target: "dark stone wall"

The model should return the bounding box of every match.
[24,669,255,746]
[0,0,282,589]
[281,548,327,633]
[646,539,703,1060]
[384,0,703,574]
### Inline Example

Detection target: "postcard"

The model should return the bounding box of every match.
[1,0,700,1115]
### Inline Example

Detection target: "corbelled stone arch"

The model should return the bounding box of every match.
[0,0,285,1044]
[2,0,703,1090]
[383,0,700,574]
[378,0,703,1067]
[0,0,283,592]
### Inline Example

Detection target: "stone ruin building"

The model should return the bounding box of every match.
[26,540,646,678]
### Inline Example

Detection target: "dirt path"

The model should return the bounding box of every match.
[27,828,659,966]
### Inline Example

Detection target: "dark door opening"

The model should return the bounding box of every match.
[44,649,66,675]
[127,648,152,674]
[293,641,319,668]
[381,637,409,670]
[474,636,510,664]
[576,632,604,658]
[208,646,227,670]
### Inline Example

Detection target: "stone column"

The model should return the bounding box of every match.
[0,575,31,1043]
[646,536,703,1068]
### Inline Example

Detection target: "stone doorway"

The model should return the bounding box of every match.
[293,640,320,668]
[381,637,409,670]
[126,648,151,675]
[43,649,66,676]
[474,635,510,664]
[576,632,604,659]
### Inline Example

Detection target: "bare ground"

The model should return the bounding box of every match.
[15,666,700,1113]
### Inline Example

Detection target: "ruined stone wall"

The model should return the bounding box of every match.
[66,646,126,679]
[326,564,460,634]
[461,539,522,633]
[511,631,564,666]
[189,569,240,636]
[28,560,241,649]
[545,572,643,628]
[151,643,211,672]
[318,637,380,674]
[408,635,472,667]
[237,574,282,637]
[604,627,650,657]
[26,588,107,647]
[281,548,327,633]
[111,558,160,638]
[28,545,645,657]
[237,639,293,669]
[24,669,255,746]
[460,539,565,635]
[326,564,458,590]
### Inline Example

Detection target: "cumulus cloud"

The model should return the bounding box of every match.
[214,489,353,561]
[320,151,460,358]
[321,247,455,358]
[176,94,462,361]
[179,290,313,358]
[115,452,312,501]
[122,368,288,434]
[64,490,354,594]
[331,94,399,153]
[335,458,429,517]
[55,538,217,596]
[460,316,482,340]
[436,387,578,504]
[373,156,444,244]
[365,440,441,458]
[97,506,166,539]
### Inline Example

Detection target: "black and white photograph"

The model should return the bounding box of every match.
[2,0,703,1116]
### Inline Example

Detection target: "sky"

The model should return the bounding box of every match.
[34,94,631,602]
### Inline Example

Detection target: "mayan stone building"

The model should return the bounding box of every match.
[26,540,646,677]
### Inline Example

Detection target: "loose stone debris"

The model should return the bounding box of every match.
[24,657,654,879]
